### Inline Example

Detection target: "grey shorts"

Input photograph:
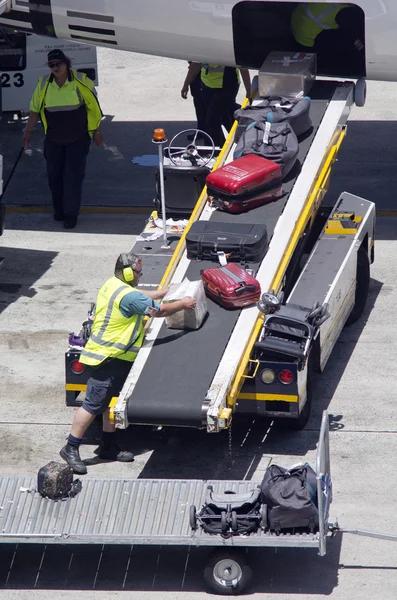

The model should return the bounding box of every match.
[81,359,132,416]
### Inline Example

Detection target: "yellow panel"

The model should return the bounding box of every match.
[325,220,357,235]
[238,393,299,403]
[65,384,87,392]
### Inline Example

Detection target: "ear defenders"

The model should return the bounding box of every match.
[121,253,134,282]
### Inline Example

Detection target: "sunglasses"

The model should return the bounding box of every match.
[48,61,62,69]
[134,269,143,276]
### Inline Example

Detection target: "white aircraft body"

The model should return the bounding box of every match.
[0,1,395,81]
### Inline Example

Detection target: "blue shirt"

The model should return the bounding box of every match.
[119,289,160,318]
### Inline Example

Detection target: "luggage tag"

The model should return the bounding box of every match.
[263,121,271,145]
[217,251,228,266]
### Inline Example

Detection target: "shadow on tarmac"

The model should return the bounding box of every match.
[0,246,57,316]
[0,536,343,594]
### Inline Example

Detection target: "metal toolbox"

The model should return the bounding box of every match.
[258,51,317,98]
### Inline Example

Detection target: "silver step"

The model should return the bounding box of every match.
[0,477,319,547]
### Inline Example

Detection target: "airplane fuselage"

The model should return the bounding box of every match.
[1,1,397,81]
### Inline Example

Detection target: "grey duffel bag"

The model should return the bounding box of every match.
[234,96,312,142]
[233,121,299,178]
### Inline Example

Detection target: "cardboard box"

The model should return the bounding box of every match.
[163,279,208,330]
[258,51,317,98]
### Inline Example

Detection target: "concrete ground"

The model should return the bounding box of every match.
[1,48,397,598]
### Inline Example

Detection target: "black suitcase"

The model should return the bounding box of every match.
[155,165,210,217]
[37,461,73,500]
[186,221,268,262]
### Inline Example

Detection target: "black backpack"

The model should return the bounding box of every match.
[197,485,262,537]
[234,121,299,179]
[234,95,312,142]
[260,463,318,533]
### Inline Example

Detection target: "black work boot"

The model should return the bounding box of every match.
[60,444,87,474]
[96,443,134,463]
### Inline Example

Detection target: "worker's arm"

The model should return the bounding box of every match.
[119,290,196,320]
[240,68,252,101]
[181,62,202,99]
[144,287,169,300]
[153,296,196,318]
[22,111,40,149]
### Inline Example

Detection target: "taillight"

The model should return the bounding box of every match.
[71,360,85,375]
[279,369,294,385]
[260,368,276,384]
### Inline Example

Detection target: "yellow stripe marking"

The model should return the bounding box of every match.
[66,384,87,392]
[238,393,299,403]
[226,128,347,410]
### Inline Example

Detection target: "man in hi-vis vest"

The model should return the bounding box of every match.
[291,3,364,75]
[60,252,196,474]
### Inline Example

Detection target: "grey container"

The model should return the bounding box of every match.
[258,51,317,98]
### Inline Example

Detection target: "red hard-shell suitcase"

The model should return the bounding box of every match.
[209,184,284,213]
[201,263,261,309]
[206,154,282,209]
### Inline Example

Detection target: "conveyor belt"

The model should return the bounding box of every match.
[127,81,337,427]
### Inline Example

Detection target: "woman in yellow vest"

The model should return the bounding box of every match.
[22,49,103,229]
[182,63,251,146]
[60,252,196,474]
[291,3,364,76]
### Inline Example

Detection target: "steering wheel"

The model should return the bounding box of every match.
[168,129,215,167]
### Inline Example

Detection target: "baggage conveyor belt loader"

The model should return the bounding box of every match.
[66,77,375,433]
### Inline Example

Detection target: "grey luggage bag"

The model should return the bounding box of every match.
[234,121,299,178]
[234,95,312,142]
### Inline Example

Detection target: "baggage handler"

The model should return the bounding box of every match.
[291,3,365,74]
[22,49,103,229]
[181,63,251,147]
[60,252,196,474]
[183,61,206,140]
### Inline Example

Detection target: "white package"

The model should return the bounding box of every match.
[163,279,208,330]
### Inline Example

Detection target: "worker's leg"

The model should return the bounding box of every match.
[190,73,206,132]
[44,137,65,219]
[62,133,91,227]
[220,81,239,137]
[96,360,134,462]
[201,84,223,146]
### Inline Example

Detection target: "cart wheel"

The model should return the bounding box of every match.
[260,504,268,529]
[345,246,370,326]
[221,511,228,533]
[354,78,367,107]
[203,550,253,595]
[189,505,197,530]
[231,511,238,532]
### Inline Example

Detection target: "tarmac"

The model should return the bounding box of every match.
[0,48,397,599]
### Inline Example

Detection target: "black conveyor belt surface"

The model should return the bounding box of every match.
[127,81,337,427]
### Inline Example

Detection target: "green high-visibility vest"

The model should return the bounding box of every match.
[36,69,103,136]
[291,3,348,48]
[201,64,241,89]
[80,276,145,366]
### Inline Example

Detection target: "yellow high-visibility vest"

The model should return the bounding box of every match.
[80,276,145,366]
[201,64,241,89]
[291,3,348,48]
[34,69,103,136]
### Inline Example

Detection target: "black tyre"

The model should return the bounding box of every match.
[260,504,268,529]
[221,511,228,533]
[203,550,253,595]
[345,246,370,326]
[189,505,197,530]
[231,511,238,532]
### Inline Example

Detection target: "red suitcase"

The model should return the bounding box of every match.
[206,154,283,214]
[201,263,261,309]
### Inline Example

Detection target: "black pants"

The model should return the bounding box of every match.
[82,358,132,417]
[189,73,205,132]
[44,134,91,217]
[201,81,239,147]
